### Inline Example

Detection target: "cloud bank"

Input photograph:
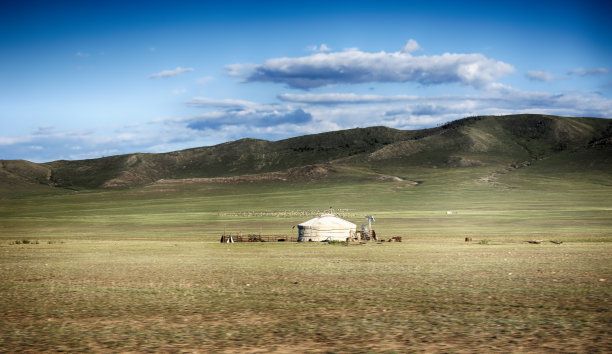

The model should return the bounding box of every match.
[227,40,514,89]
[186,108,312,130]
[279,88,612,118]
[3,86,611,162]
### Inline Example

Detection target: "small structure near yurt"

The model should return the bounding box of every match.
[220,234,234,243]
[297,213,356,242]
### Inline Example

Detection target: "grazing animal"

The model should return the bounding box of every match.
[465,237,472,242]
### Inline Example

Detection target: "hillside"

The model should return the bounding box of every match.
[1,114,610,191]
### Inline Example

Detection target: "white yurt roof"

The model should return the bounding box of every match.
[299,214,356,229]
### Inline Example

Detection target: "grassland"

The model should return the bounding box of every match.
[1,115,611,352]
[1,158,611,352]
[1,240,610,352]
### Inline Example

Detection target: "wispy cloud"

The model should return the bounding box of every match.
[306,44,331,52]
[75,51,89,57]
[568,67,611,77]
[226,40,514,89]
[526,70,557,82]
[186,97,259,109]
[149,66,194,79]
[0,136,30,146]
[196,76,214,84]
[279,93,419,104]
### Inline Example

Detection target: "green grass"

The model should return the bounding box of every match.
[1,160,610,241]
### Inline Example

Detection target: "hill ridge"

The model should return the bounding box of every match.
[1,114,610,191]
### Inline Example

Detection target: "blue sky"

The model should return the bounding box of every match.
[1,0,611,162]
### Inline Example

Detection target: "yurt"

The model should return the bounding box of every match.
[297,214,356,242]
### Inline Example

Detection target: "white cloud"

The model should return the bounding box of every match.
[401,39,422,54]
[75,51,89,57]
[186,97,259,109]
[171,88,187,95]
[149,66,194,79]
[227,42,514,89]
[526,70,557,82]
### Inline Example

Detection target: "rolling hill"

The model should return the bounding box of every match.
[1,114,611,191]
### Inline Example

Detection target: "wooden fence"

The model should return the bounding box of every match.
[220,234,298,243]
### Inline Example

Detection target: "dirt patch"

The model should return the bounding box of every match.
[102,171,159,188]
[367,140,423,160]
[377,175,403,182]
[476,160,536,188]
[285,165,333,180]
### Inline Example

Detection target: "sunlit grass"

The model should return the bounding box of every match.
[0,240,609,352]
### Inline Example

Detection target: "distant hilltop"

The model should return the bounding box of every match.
[1,114,610,190]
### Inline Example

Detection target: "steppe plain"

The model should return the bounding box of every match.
[1,115,610,352]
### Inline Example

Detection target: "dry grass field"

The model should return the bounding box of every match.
[1,239,610,352]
